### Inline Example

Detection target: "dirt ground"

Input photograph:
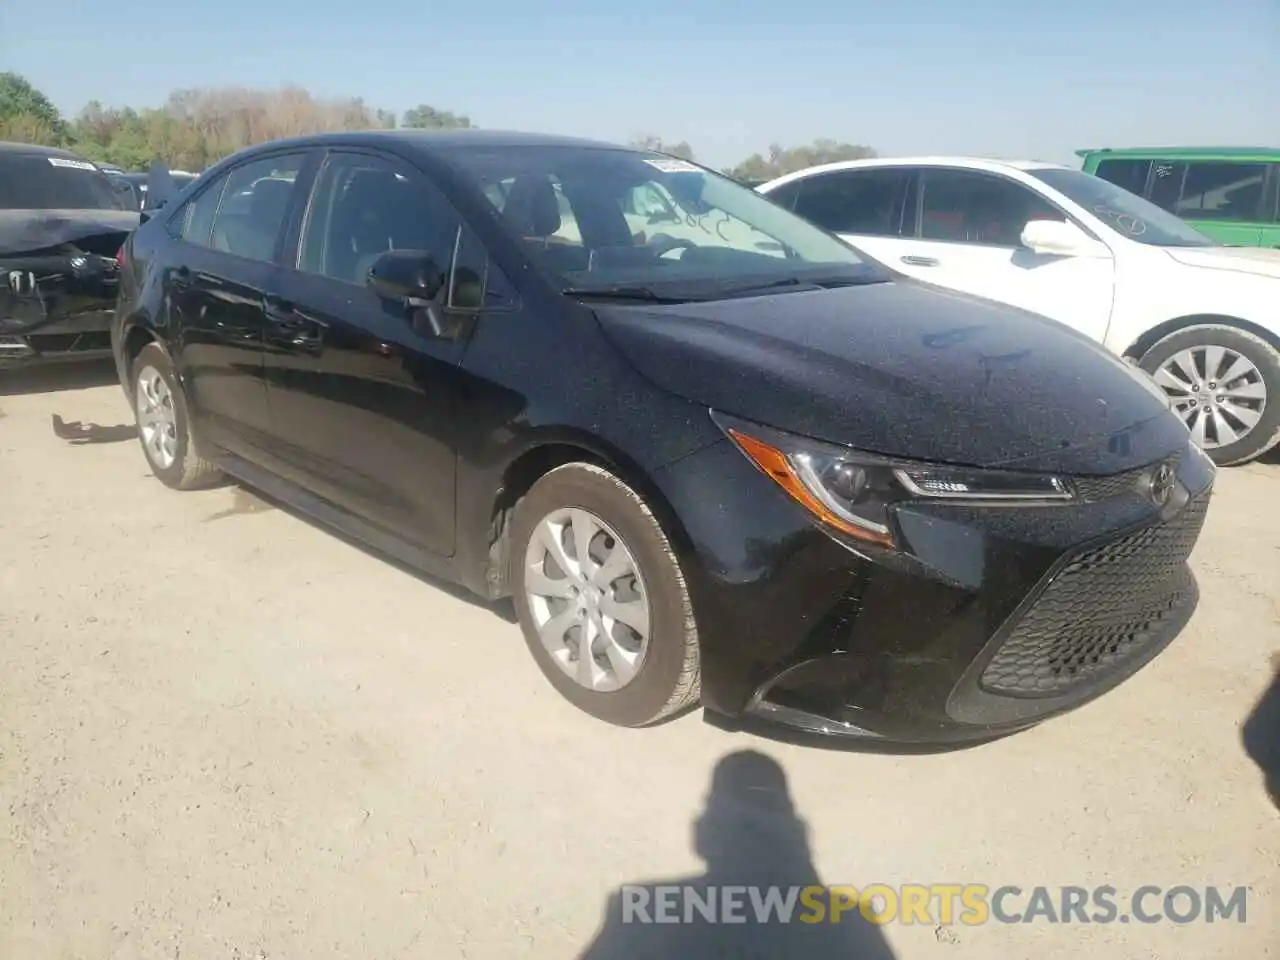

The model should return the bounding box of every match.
[1,360,1277,960]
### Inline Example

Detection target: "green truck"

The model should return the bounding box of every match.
[1078,147,1280,248]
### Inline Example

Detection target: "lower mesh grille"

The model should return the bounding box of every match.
[980,491,1209,697]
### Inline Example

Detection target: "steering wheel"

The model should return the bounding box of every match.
[647,234,700,259]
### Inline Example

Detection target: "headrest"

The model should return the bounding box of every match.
[249,178,293,220]
[503,175,561,238]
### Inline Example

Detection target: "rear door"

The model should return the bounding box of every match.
[162,149,312,459]
[785,166,915,267]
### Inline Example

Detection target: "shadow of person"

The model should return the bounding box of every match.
[50,413,136,444]
[1242,654,1280,811]
[577,750,897,959]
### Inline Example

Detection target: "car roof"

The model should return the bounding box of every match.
[229,128,632,160]
[758,156,1073,189]
[0,140,91,159]
[1075,146,1280,159]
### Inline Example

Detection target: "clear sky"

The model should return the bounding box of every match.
[1,0,1275,169]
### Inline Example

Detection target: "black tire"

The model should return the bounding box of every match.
[1138,323,1280,467]
[509,462,700,727]
[129,342,223,490]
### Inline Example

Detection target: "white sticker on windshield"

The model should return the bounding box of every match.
[48,157,99,171]
[643,157,700,174]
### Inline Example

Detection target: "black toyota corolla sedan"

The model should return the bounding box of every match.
[111,130,1215,744]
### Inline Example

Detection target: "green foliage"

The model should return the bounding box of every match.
[0,72,67,143]
[401,105,472,129]
[0,75,876,181]
[629,135,696,161]
[726,139,877,182]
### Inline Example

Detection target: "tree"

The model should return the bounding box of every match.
[401,104,472,129]
[726,139,876,181]
[630,135,695,161]
[0,72,67,144]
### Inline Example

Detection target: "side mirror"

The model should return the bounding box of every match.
[366,249,472,340]
[367,249,445,303]
[1020,219,1107,258]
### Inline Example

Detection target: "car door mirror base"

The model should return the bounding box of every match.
[1020,219,1109,258]
[409,302,471,341]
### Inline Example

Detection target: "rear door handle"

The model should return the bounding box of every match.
[900,255,940,267]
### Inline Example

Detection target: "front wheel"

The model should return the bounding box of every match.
[510,462,700,727]
[1139,324,1280,466]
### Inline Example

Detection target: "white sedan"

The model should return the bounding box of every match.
[758,157,1280,466]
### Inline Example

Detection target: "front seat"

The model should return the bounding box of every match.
[502,175,561,243]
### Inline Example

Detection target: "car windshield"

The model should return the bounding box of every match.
[445,144,880,297]
[1029,168,1215,248]
[0,152,128,211]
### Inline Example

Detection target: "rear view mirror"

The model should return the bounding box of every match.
[1021,219,1108,258]
[366,250,445,303]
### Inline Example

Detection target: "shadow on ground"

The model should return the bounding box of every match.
[1242,654,1280,811]
[50,413,136,444]
[576,750,898,959]
[0,358,118,396]
[213,481,518,624]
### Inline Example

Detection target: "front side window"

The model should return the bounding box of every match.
[1175,161,1268,223]
[792,169,910,237]
[917,169,1064,247]
[443,145,873,295]
[297,151,461,287]
[1093,158,1152,198]
[0,152,125,210]
[208,153,306,263]
[1029,167,1215,248]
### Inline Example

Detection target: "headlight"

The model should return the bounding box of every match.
[712,411,1074,547]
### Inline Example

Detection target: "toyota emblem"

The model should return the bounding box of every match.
[1148,462,1176,508]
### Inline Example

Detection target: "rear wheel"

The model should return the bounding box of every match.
[131,342,223,490]
[1139,324,1280,466]
[510,462,700,727]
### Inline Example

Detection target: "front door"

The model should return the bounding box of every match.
[263,149,474,556]
[165,150,310,458]
[873,167,1118,344]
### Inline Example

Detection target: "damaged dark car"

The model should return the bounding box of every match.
[0,142,139,366]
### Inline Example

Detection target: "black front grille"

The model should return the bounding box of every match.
[1073,452,1182,503]
[980,491,1210,697]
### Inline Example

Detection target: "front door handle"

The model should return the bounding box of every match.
[900,255,940,267]
[263,294,296,319]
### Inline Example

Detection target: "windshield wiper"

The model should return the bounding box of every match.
[713,274,886,298]
[561,285,692,303]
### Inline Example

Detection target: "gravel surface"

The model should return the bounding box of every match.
[2,360,1277,959]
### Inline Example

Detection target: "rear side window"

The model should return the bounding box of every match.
[1093,158,1151,198]
[1175,161,1268,223]
[0,152,125,210]
[761,179,802,212]
[176,174,229,247]
[1147,161,1185,212]
[209,153,306,263]
[792,169,910,237]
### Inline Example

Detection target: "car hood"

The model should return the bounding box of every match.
[0,208,139,258]
[1165,245,1280,280]
[593,280,1186,475]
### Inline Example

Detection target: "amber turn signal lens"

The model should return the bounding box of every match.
[726,429,893,547]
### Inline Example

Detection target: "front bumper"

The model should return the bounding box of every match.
[0,310,115,366]
[651,435,1214,745]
